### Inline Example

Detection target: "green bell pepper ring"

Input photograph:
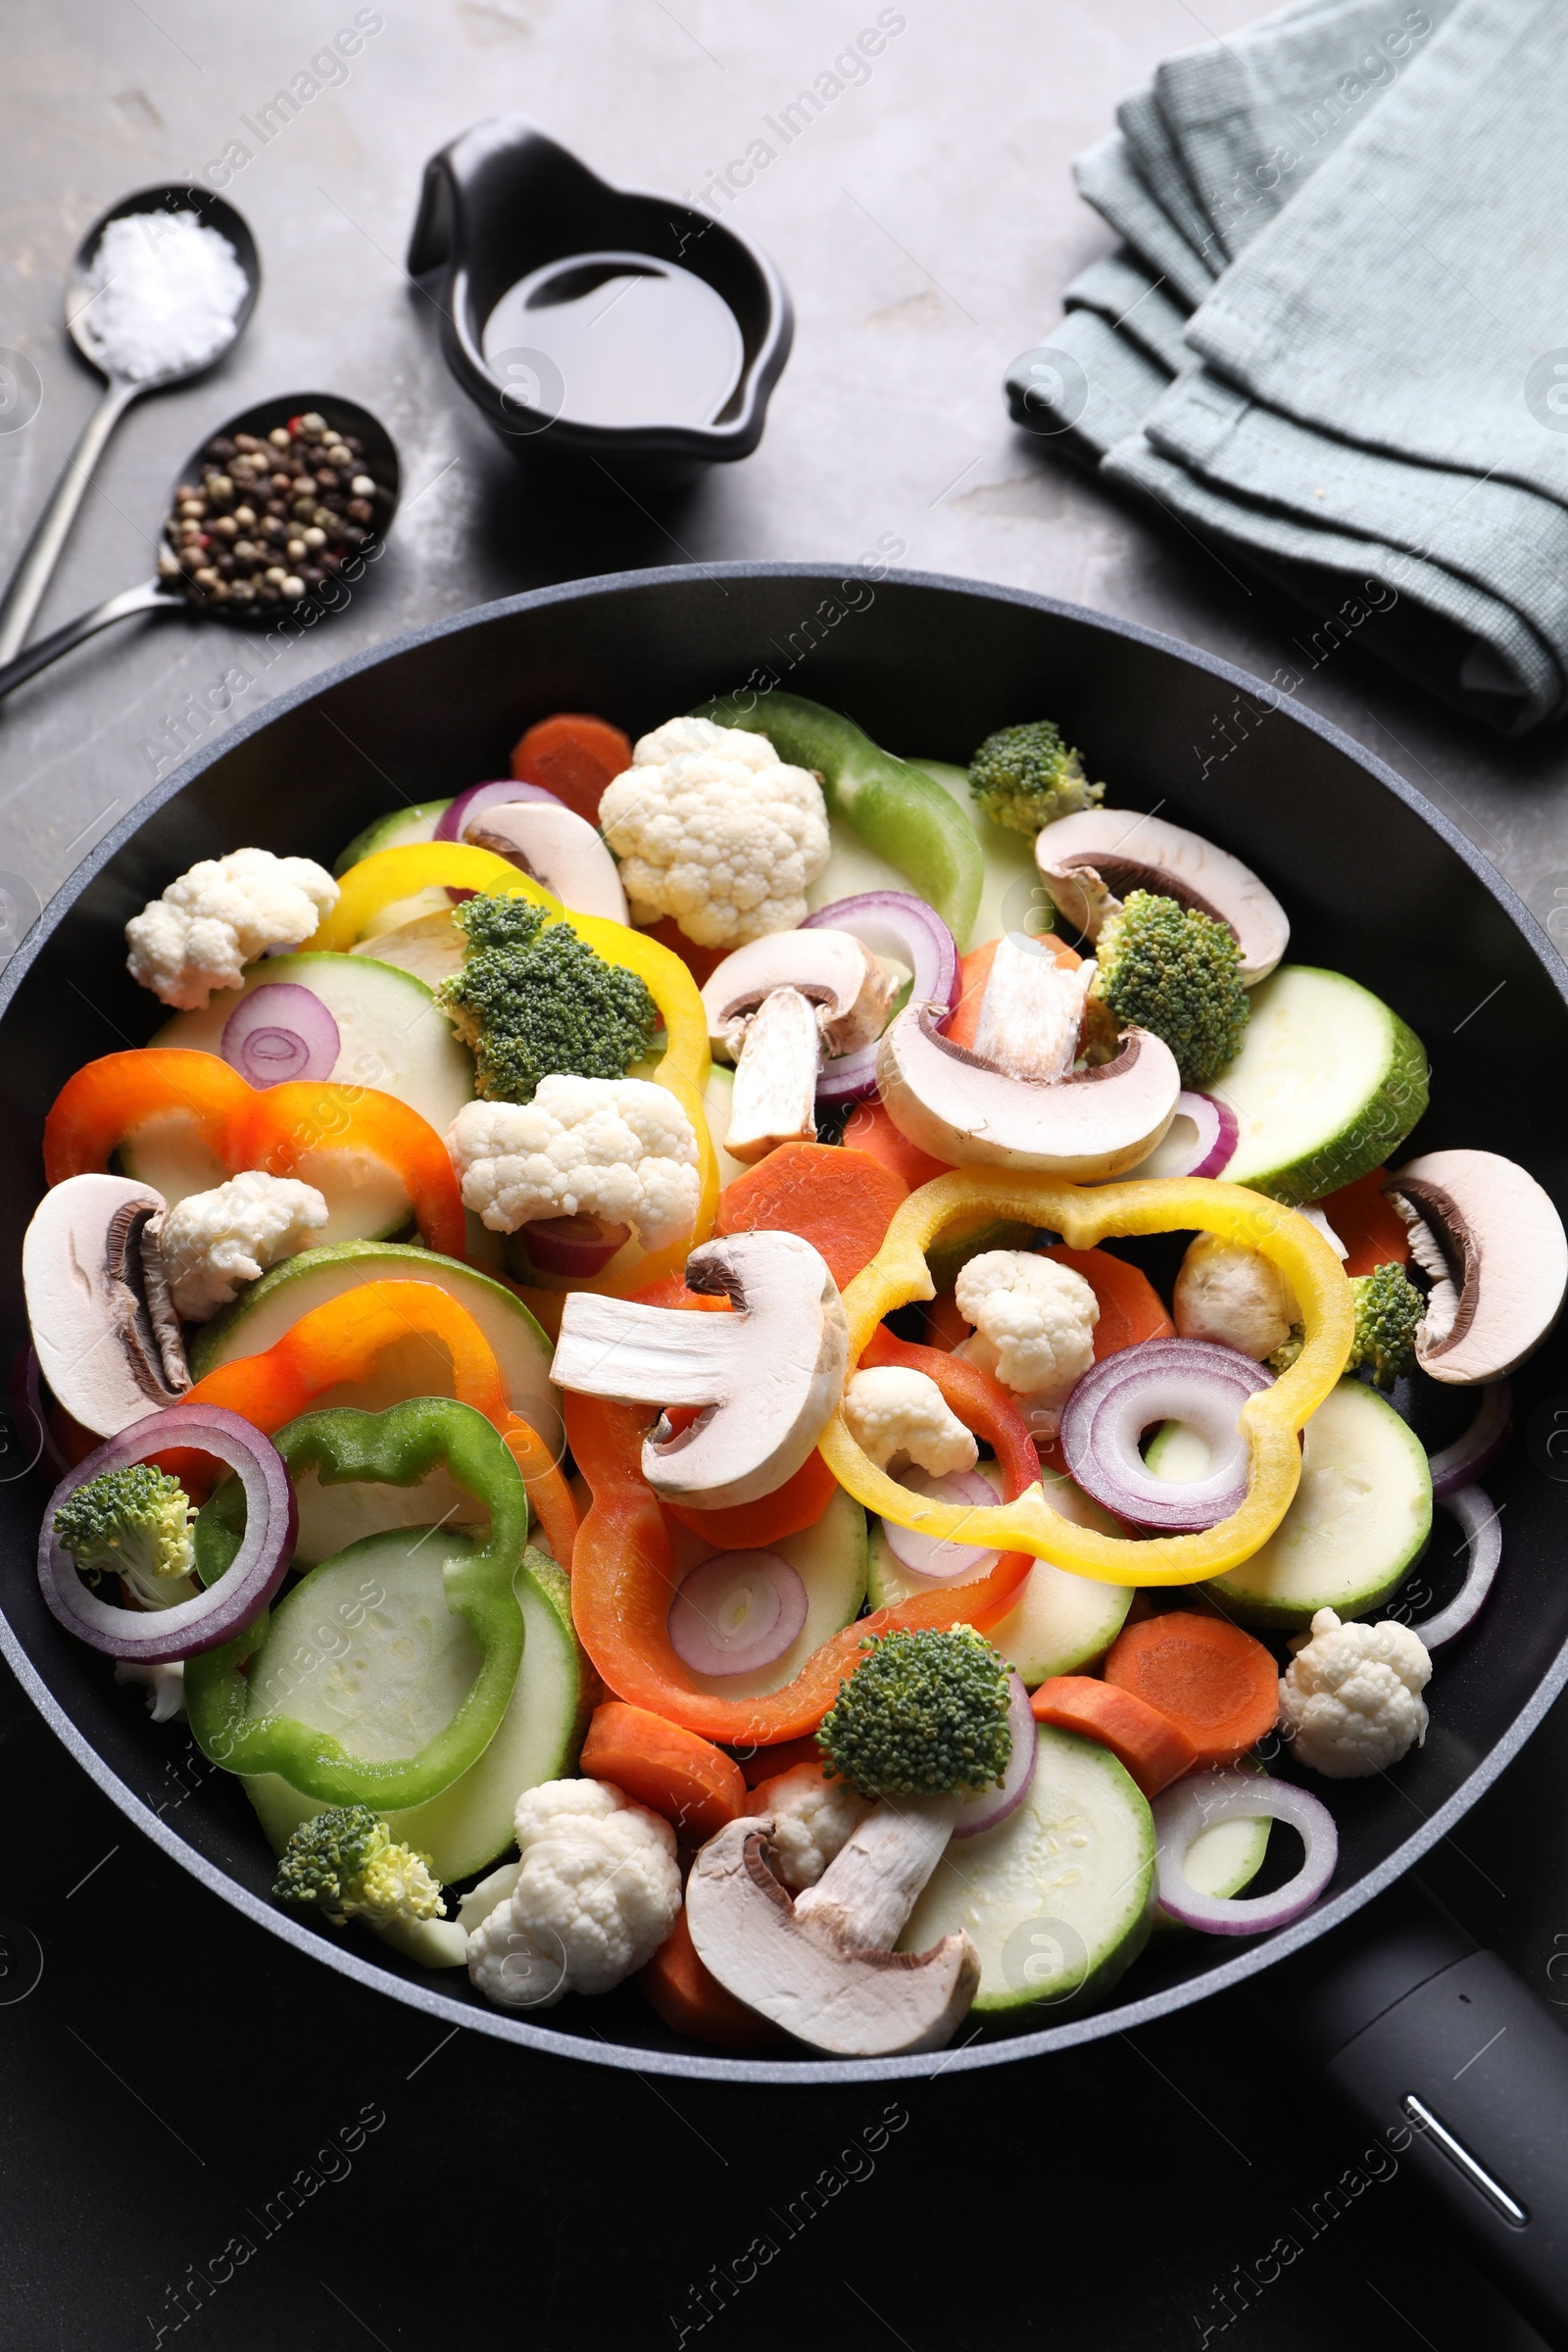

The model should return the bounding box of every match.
[185,1397,527,1808]
[695,688,985,949]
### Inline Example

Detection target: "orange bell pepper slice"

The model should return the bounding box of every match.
[564,1338,1036,1743]
[42,1049,466,1258]
[179,1280,577,1567]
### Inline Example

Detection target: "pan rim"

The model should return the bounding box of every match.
[5,558,1564,2082]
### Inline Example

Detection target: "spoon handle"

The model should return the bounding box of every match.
[0,378,138,663]
[0,579,172,706]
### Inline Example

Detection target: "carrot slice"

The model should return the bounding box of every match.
[1318,1166,1410,1277]
[662,1449,839,1547]
[715,1143,908,1290]
[1102,1612,1279,1769]
[1041,1244,1175,1358]
[641,1907,782,2047]
[836,1095,953,1191]
[1030,1674,1199,1797]
[511,711,632,826]
[946,933,1082,1052]
[580,1701,748,1841]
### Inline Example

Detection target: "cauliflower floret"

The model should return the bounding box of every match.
[842,1366,979,1477]
[745,1761,872,1891]
[1174,1232,1298,1361]
[599,713,831,949]
[1279,1607,1432,1778]
[114,1658,185,1723]
[160,1170,328,1322]
[466,1778,680,2010]
[445,1075,700,1248]
[955,1250,1099,1413]
[124,848,339,1010]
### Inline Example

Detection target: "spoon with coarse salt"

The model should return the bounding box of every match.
[0,183,260,665]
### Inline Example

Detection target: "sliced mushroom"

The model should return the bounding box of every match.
[349,908,466,988]
[971,933,1098,1083]
[701,929,896,1163]
[550,1230,849,1508]
[1385,1150,1568,1384]
[876,1002,1180,1181]
[463,802,629,925]
[1034,809,1290,984]
[685,1798,979,2055]
[23,1175,190,1438]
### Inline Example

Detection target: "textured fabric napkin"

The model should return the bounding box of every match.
[1008,0,1568,733]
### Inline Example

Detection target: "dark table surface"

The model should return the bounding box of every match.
[3,3,1567,2346]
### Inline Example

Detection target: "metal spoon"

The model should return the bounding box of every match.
[0,392,400,706]
[0,183,260,664]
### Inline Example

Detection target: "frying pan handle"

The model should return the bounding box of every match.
[1280,1886,1568,2345]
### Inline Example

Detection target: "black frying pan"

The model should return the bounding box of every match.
[4,566,1566,2325]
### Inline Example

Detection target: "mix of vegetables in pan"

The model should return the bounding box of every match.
[20,692,1568,2057]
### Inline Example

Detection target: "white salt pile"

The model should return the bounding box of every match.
[80,211,249,383]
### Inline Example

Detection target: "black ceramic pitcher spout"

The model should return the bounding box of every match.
[408,115,793,487]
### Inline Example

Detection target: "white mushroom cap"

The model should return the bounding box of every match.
[685,1809,979,2056]
[701,929,896,1164]
[1034,808,1290,984]
[462,802,629,925]
[876,1002,1180,1181]
[23,1175,190,1437]
[701,927,894,1060]
[1387,1149,1568,1384]
[550,1229,849,1508]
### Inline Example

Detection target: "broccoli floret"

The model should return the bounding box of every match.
[436,891,659,1103]
[967,719,1104,839]
[53,1463,196,1611]
[1089,889,1249,1089]
[452,893,550,955]
[1267,1324,1305,1375]
[816,1627,1013,1797]
[1348,1261,1424,1390]
[273,1804,445,1929]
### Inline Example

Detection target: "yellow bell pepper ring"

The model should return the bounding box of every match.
[308,843,717,1290]
[819,1170,1354,1587]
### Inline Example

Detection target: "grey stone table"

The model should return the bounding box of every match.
[0,4,1563,2346]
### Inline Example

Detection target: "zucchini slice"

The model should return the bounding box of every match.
[1215,964,1427,1203]
[900,1725,1153,2017]
[1211,1377,1432,1629]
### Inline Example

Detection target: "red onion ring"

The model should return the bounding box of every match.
[434,780,566,842]
[220,982,340,1088]
[1401,1484,1502,1649]
[1060,1339,1271,1532]
[1127,1090,1240,1180]
[1429,1382,1512,1499]
[518,1214,630,1278]
[952,1673,1037,1838]
[802,892,960,1104]
[883,1466,1000,1581]
[1153,1770,1338,1936]
[667,1548,808,1677]
[37,1404,296,1664]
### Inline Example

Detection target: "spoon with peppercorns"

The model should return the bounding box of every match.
[0,390,399,709]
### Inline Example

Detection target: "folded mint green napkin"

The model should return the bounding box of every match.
[1007,0,1568,733]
